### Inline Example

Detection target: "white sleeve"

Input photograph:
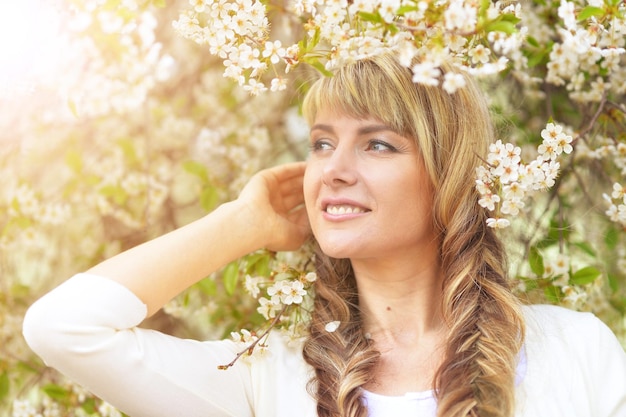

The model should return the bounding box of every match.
[584,314,626,417]
[22,273,254,417]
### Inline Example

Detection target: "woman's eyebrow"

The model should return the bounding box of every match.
[357,124,396,135]
[310,123,334,134]
[310,123,396,135]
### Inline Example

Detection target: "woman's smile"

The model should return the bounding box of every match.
[322,198,371,218]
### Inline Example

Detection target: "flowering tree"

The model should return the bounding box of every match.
[1,0,624,415]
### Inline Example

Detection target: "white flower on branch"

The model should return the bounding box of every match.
[476,122,572,228]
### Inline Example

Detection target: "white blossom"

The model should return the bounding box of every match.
[325,321,341,333]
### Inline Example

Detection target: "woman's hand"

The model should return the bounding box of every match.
[236,162,311,252]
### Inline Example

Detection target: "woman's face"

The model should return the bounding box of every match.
[303,111,438,262]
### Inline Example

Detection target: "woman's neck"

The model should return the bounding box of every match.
[352,256,447,395]
[352,254,445,343]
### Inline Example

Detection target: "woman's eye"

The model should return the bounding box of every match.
[309,139,333,152]
[367,140,396,152]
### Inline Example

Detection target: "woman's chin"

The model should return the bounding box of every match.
[316,240,361,260]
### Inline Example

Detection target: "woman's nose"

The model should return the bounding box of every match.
[321,146,358,187]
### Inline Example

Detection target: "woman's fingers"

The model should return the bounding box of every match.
[281,193,306,213]
[271,161,307,181]
[250,162,310,251]
[270,162,305,188]
[262,162,306,210]
[236,161,310,251]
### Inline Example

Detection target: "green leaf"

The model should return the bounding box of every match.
[11,283,31,299]
[544,285,561,303]
[570,266,601,286]
[529,246,545,276]
[573,241,596,257]
[99,184,128,205]
[577,6,605,21]
[526,50,547,68]
[300,29,320,54]
[255,256,270,277]
[200,186,219,212]
[607,273,619,293]
[358,11,383,24]
[605,225,619,249]
[222,261,239,296]
[539,219,571,248]
[12,216,33,229]
[196,277,217,296]
[245,252,271,276]
[535,235,557,249]
[396,5,417,15]
[485,20,517,35]
[65,149,83,174]
[526,36,540,48]
[385,23,399,35]
[43,383,70,401]
[0,372,9,402]
[182,161,209,183]
[484,15,519,35]
[499,13,521,23]
[479,0,491,15]
[310,27,320,50]
[298,37,307,53]
[518,276,538,291]
[117,139,139,167]
[609,297,626,315]
[81,397,97,413]
[68,99,79,117]
[305,57,333,77]
[274,271,292,281]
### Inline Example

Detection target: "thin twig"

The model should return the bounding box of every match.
[573,93,608,145]
[218,303,290,370]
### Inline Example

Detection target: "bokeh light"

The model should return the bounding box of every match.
[0,1,64,99]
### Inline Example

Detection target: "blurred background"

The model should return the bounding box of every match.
[1,0,624,415]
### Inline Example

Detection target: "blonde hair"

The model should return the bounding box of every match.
[301,55,525,417]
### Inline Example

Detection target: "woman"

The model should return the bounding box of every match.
[23,54,626,417]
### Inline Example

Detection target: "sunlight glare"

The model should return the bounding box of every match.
[0,1,64,97]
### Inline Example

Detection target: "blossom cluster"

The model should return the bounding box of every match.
[173,0,290,94]
[174,0,526,94]
[476,122,574,228]
[252,271,317,319]
[43,4,175,118]
[0,182,71,249]
[511,0,626,105]
[580,139,626,177]
[569,136,626,230]
[11,382,121,417]
[223,269,317,363]
[540,253,591,308]
[546,0,626,103]
[604,182,626,229]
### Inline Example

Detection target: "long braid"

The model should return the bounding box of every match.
[431,75,525,417]
[435,211,524,416]
[302,249,378,417]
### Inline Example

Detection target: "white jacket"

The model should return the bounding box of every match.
[23,273,626,417]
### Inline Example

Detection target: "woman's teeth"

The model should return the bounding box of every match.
[326,205,366,215]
